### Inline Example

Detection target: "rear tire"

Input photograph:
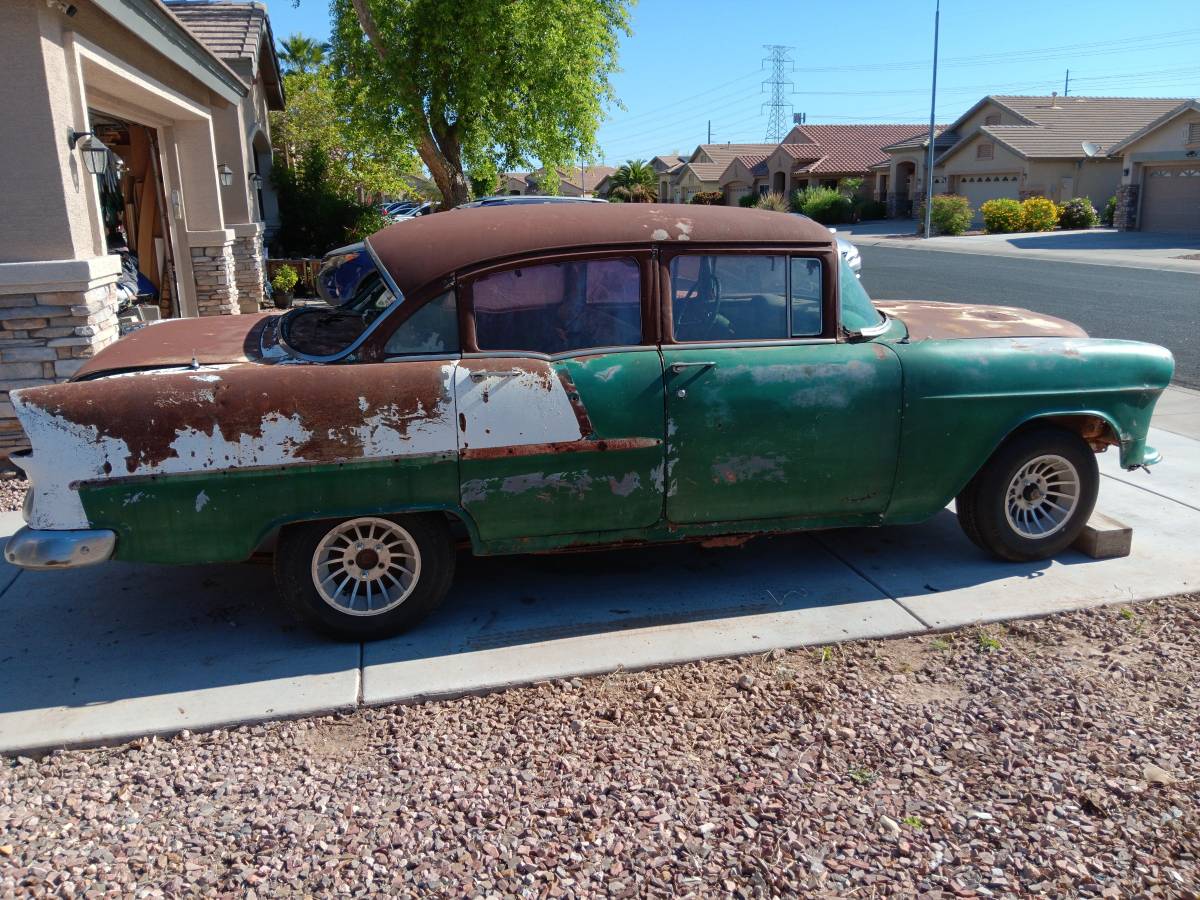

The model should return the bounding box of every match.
[274,513,454,641]
[955,426,1098,562]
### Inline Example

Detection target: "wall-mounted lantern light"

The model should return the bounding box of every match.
[248,172,264,189]
[67,129,109,175]
[218,163,234,187]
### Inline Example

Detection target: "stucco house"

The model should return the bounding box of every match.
[499,165,617,197]
[878,94,1196,230]
[1106,99,1200,232]
[0,0,284,455]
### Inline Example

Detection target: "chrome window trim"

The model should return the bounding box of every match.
[275,241,409,364]
[666,338,837,351]
[851,314,892,339]
[381,352,463,364]
[461,344,659,363]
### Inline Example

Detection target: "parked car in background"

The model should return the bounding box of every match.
[8,205,1170,642]
[458,195,608,208]
[315,242,374,305]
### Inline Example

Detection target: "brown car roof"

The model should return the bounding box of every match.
[366,204,834,297]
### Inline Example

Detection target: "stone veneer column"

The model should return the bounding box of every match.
[0,276,120,456]
[190,241,241,316]
[1113,184,1139,231]
[231,228,265,314]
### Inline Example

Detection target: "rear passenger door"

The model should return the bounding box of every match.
[455,252,667,543]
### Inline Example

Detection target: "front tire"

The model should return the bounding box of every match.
[956,426,1098,562]
[274,514,455,641]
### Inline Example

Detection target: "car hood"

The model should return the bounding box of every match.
[874,300,1087,341]
[73,313,274,379]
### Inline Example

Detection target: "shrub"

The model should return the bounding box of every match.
[689,190,724,205]
[1101,195,1117,226]
[738,193,758,208]
[837,176,864,196]
[925,194,973,235]
[979,198,1024,234]
[852,198,887,221]
[271,264,299,294]
[792,186,853,224]
[755,192,789,212]
[272,148,379,256]
[348,207,391,241]
[1021,196,1059,232]
[1058,197,1099,230]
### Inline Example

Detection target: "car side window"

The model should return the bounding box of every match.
[670,254,822,341]
[472,257,642,354]
[383,290,459,357]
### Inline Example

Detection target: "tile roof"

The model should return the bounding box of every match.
[682,162,729,183]
[881,128,956,152]
[696,143,777,166]
[165,0,282,106]
[785,124,934,173]
[976,96,1191,157]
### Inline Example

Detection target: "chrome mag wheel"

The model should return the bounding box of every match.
[1004,454,1080,539]
[310,517,421,616]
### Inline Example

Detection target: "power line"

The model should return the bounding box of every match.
[761,45,794,143]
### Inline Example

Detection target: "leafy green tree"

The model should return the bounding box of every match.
[330,0,632,208]
[608,159,656,202]
[278,34,330,75]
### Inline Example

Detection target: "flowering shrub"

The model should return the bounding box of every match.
[979,198,1024,234]
[1058,197,1100,229]
[1021,196,1059,232]
[689,190,725,205]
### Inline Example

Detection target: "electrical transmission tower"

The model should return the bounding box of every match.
[761,45,795,143]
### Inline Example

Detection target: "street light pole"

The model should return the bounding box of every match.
[923,0,940,239]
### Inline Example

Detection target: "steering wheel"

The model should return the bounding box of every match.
[674,268,722,334]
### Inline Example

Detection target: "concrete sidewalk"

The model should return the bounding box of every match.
[1,394,1197,754]
[841,222,1200,273]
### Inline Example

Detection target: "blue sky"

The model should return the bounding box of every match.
[267,0,1200,166]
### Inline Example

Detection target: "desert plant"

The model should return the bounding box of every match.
[755,192,789,212]
[689,190,725,205]
[1102,195,1117,226]
[1021,196,1059,232]
[271,264,299,294]
[925,194,973,235]
[792,186,853,224]
[738,193,759,208]
[979,197,1024,234]
[608,159,657,203]
[1058,197,1099,230]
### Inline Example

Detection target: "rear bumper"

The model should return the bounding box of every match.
[4,526,116,569]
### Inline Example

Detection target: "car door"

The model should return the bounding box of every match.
[455,251,667,543]
[660,249,902,525]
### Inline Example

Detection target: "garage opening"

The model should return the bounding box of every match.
[90,112,181,325]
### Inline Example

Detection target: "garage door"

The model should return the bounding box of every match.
[956,174,1020,225]
[1140,166,1200,233]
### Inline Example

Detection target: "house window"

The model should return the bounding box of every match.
[984,114,1001,126]
[977,143,995,160]
[1188,122,1200,144]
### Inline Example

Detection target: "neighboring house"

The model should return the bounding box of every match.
[650,155,687,202]
[670,144,776,203]
[1106,99,1200,233]
[0,0,284,455]
[880,94,1194,229]
[501,165,617,197]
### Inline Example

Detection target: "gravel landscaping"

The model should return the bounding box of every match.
[2,595,1198,897]
[0,475,26,514]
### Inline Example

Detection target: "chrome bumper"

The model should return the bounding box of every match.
[4,526,116,569]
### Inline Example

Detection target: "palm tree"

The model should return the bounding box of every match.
[279,34,330,75]
[608,159,657,203]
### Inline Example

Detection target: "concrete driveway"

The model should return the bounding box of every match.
[1,398,1197,754]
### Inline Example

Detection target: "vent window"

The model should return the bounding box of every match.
[977,143,995,160]
[1187,122,1200,144]
[984,114,1001,126]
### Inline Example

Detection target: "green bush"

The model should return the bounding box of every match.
[272,148,379,256]
[1021,196,1059,232]
[1058,197,1099,230]
[979,198,1023,234]
[755,192,789,212]
[689,190,725,205]
[271,264,299,294]
[792,186,853,224]
[837,176,864,196]
[1101,195,1117,226]
[926,194,973,235]
[738,193,758,208]
[853,198,887,221]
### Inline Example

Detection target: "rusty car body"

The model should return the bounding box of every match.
[5,205,1174,639]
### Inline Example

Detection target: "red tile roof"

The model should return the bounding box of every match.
[786,124,930,173]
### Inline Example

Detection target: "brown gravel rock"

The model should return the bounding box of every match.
[0,475,27,513]
[3,595,1200,896]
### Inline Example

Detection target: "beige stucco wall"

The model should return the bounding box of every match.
[1116,108,1200,186]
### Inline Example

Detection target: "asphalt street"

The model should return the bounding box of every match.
[858,246,1200,389]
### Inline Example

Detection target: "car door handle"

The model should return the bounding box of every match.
[669,361,717,374]
[469,368,523,382]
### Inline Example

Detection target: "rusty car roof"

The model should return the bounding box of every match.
[366,204,835,297]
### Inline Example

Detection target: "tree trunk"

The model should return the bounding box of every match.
[417,134,471,208]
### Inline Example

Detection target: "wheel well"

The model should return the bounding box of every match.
[255,509,475,555]
[1010,414,1120,453]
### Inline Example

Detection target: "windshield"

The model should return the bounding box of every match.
[839,257,885,332]
[279,273,399,358]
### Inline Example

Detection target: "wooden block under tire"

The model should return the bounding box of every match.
[1072,511,1132,559]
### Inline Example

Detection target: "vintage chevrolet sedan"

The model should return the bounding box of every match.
[5,205,1173,640]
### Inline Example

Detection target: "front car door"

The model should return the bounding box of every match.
[660,248,903,526]
[455,251,666,543]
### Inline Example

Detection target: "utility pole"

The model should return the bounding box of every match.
[923,0,940,240]
[707,119,712,143]
[761,45,795,143]
[1064,69,1070,96]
